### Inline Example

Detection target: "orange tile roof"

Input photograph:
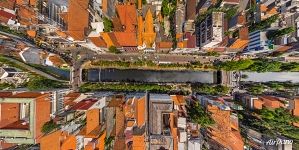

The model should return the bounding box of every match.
[17,5,38,26]
[7,92,48,98]
[132,135,146,149]
[267,7,277,15]
[89,36,107,48]
[48,54,65,67]
[112,17,124,32]
[113,32,137,47]
[96,130,106,150]
[101,32,115,47]
[56,30,68,38]
[156,41,173,49]
[127,120,135,127]
[137,15,143,46]
[143,9,156,47]
[67,0,89,41]
[116,4,137,33]
[40,130,68,150]
[171,95,186,105]
[86,109,100,135]
[260,4,267,12]
[0,0,15,10]
[276,46,291,52]
[61,135,76,150]
[102,0,108,14]
[136,97,145,127]
[230,39,249,49]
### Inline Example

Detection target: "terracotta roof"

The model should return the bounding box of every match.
[101,32,116,47]
[276,46,291,52]
[229,39,249,49]
[143,9,156,47]
[0,0,15,10]
[67,0,89,40]
[48,54,65,67]
[27,30,36,38]
[0,92,13,97]
[89,36,107,47]
[70,99,97,110]
[7,92,48,98]
[156,41,173,49]
[186,0,196,20]
[112,17,124,32]
[17,5,38,26]
[56,30,67,38]
[113,32,137,47]
[127,120,135,127]
[239,27,249,40]
[0,9,16,23]
[260,4,267,12]
[116,4,137,32]
[237,14,246,25]
[267,7,278,15]
[108,98,124,107]
[171,95,186,105]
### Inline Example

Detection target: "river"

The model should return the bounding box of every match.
[83,69,299,84]
[84,69,219,83]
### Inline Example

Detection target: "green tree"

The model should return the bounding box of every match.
[41,120,58,134]
[216,59,254,71]
[249,14,279,32]
[27,77,63,90]
[248,59,282,72]
[108,46,121,54]
[103,17,113,32]
[267,27,295,40]
[187,102,215,128]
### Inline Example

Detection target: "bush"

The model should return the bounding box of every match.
[41,120,58,134]
[187,101,214,128]
[27,77,64,90]
[267,27,295,40]
[79,83,175,93]
[249,14,279,32]
[103,17,113,32]
[192,84,230,95]
[216,59,254,71]
[108,46,121,54]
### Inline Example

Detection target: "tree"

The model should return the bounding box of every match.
[267,27,295,40]
[248,59,282,72]
[187,101,215,128]
[41,120,58,134]
[103,17,113,32]
[108,46,121,54]
[27,77,62,91]
[216,59,254,71]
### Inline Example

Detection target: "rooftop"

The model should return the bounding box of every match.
[70,99,98,110]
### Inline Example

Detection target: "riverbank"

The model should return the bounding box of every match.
[86,59,299,72]
[85,60,214,71]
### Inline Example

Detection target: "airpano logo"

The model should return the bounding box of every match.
[265,139,293,146]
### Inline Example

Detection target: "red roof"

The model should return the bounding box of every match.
[70,99,97,110]
[0,10,16,20]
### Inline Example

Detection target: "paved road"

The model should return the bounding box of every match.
[4,57,66,82]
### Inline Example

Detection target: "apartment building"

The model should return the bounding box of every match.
[0,92,52,148]
[196,12,225,48]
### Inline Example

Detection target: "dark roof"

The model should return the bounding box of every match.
[2,67,18,72]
